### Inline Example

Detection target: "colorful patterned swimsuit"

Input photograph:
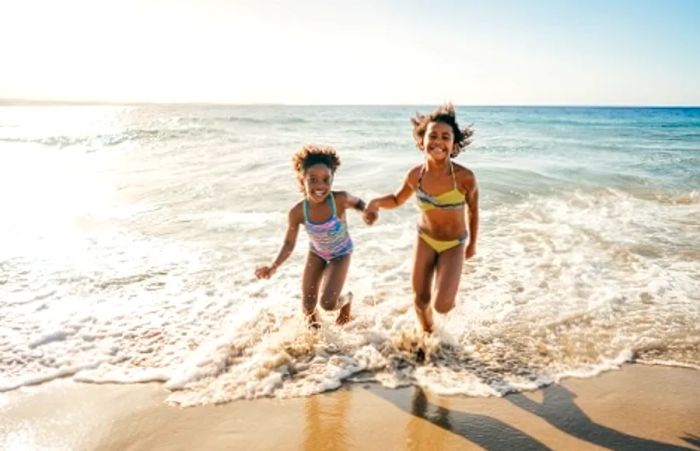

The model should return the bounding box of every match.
[304,192,353,262]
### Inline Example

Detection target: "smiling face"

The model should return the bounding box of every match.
[421,121,455,162]
[303,163,333,203]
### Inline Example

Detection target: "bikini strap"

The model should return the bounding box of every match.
[416,165,426,190]
[449,160,458,189]
[419,163,456,190]
[303,199,310,223]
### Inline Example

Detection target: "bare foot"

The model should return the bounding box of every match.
[335,292,353,325]
[306,310,321,330]
[415,305,433,334]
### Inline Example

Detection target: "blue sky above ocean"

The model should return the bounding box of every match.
[1,0,699,105]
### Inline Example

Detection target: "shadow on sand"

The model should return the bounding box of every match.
[505,383,692,451]
[371,355,693,451]
[373,385,549,450]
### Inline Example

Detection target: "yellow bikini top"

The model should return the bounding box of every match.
[415,162,465,211]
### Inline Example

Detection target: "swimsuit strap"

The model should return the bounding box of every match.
[329,192,337,217]
[303,193,335,224]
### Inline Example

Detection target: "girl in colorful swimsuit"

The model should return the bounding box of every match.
[363,104,479,333]
[255,145,367,327]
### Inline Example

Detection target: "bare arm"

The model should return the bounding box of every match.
[465,177,479,259]
[363,168,417,224]
[255,205,302,279]
[339,191,366,212]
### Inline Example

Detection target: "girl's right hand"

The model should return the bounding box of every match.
[363,201,379,225]
[255,265,276,279]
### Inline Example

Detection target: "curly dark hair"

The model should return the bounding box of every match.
[291,144,341,191]
[411,103,474,158]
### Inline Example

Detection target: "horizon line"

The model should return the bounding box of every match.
[1,98,699,109]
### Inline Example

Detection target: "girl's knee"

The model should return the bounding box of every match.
[434,298,455,314]
[320,292,340,311]
[320,298,337,311]
[302,295,317,314]
[413,292,431,310]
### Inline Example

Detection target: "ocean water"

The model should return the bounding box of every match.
[1,104,698,405]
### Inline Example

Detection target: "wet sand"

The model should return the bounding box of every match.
[1,364,698,450]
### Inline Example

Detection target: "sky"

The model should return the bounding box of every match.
[2,0,699,105]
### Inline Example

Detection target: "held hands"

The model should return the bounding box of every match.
[363,200,379,225]
[255,265,276,279]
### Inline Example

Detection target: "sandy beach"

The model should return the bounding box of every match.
[1,364,698,450]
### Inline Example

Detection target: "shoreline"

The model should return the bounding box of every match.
[1,363,698,450]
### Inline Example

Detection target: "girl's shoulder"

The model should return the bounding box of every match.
[288,200,305,223]
[452,162,477,188]
[331,190,348,201]
[407,164,424,176]
[405,164,424,185]
[331,191,353,213]
[291,199,305,211]
[452,162,476,179]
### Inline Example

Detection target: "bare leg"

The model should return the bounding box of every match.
[317,254,352,325]
[302,251,326,328]
[433,242,465,314]
[412,236,438,333]
[335,293,353,325]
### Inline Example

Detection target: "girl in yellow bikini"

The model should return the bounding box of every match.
[363,104,479,333]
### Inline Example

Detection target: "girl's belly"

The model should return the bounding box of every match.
[417,209,467,240]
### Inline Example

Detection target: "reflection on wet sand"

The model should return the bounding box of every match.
[303,389,350,451]
[406,388,451,451]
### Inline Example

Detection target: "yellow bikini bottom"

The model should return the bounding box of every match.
[418,230,468,254]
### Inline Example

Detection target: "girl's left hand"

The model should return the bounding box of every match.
[255,265,276,279]
[465,244,476,260]
[363,201,379,225]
